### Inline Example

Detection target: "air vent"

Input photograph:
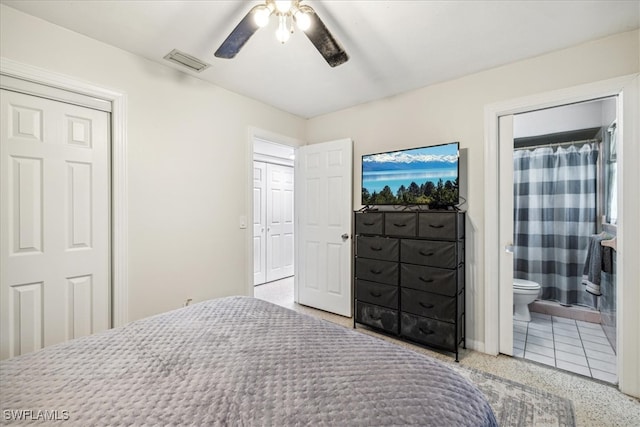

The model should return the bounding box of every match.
[163,49,211,73]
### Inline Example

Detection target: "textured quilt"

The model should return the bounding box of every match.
[1,296,497,426]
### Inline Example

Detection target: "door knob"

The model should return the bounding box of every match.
[505,244,514,254]
[341,233,349,240]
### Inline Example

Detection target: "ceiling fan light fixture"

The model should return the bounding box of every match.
[254,6,271,27]
[274,0,292,14]
[215,0,349,67]
[276,15,290,43]
[293,9,311,31]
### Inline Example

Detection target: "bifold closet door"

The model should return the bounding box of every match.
[0,89,111,360]
[265,163,294,282]
[253,161,294,285]
[253,161,267,285]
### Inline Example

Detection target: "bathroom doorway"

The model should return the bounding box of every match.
[485,74,639,397]
[506,98,619,384]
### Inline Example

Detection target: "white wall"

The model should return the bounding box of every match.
[0,5,307,322]
[306,30,639,348]
[254,138,295,166]
[514,97,616,138]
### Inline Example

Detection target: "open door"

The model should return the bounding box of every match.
[295,138,353,317]
[498,115,515,355]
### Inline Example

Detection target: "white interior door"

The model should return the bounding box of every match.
[498,115,515,355]
[266,163,294,282]
[295,138,353,317]
[253,161,267,285]
[0,89,110,360]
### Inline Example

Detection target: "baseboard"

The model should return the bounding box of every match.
[530,300,601,323]
[465,339,485,353]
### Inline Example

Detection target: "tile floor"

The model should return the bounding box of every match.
[513,312,618,384]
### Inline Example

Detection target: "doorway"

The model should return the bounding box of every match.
[484,74,640,397]
[247,132,354,318]
[509,98,618,383]
[253,138,295,286]
[248,129,301,306]
[1,58,129,333]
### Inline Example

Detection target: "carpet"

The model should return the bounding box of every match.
[453,366,575,427]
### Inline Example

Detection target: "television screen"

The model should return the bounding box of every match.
[361,142,459,207]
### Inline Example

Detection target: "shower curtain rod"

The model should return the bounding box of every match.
[514,138,601,151]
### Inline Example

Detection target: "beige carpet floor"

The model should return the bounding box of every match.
[255,277,640,427]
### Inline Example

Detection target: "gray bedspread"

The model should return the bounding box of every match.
[1,296,497,426]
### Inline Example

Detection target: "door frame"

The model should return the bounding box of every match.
[0,57,129,328]
[484,73,640,397]
[245,127,303,298]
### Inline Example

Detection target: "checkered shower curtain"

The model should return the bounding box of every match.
[513,144,599,308]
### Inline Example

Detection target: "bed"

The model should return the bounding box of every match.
[1,296,497,426]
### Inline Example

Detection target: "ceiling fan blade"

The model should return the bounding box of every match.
[215,6,261,59]
[302,9,349,67]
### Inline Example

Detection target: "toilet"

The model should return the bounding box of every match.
[513,278,541,322]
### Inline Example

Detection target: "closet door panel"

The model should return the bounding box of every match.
[266,164,294,282]
[253,162,267,285]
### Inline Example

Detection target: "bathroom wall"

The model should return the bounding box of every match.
[514,97,616,138]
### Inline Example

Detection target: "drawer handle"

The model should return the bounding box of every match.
[419,302,434,309]
[429,224,445,229]
[370,246,383,251]
[393,223,407,227]
[419,327,435,336]
[363,221,376,226]
[370,268,382,275]
[370,291,382,298]
[419,250,435,257]
[418,276,434,283]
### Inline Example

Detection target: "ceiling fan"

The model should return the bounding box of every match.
[214,0,349,67]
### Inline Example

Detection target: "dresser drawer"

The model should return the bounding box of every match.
[355,258,398,285]
[356,280,398,309]
[400,264,462,296]
[400,239,461,268]
[418,212,463,240]
[356,301,399,334]
[384,213,417,237]
[400,312,456,351]
[355,212,384,235]
[356,236,399,261]
[401,288,455,323]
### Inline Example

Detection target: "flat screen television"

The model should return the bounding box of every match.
[361,142,459,208]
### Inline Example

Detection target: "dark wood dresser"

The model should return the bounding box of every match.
[353,210,465,361]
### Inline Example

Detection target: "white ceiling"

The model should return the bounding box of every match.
[2,1,639,118]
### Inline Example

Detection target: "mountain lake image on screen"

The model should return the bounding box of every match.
[361,142,459,207]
